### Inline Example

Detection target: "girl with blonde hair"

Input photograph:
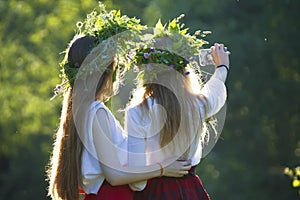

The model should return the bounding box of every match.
[126,18,230,199]
[47,5,191,200]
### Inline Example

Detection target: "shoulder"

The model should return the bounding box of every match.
[127,97,155,114]
[90,101,113,116]
[126,100,152,127]
[90,101,107,111]
[126,104,143,121]
[89,101,117,126]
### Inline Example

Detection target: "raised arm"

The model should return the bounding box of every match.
[200,43,230,117]
[91,108,191,186]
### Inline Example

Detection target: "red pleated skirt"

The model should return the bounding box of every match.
[84,181,133,200]
[133,167,210,200]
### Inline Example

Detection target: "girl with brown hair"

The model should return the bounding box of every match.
[47,5,191,200]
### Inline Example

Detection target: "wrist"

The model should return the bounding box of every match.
[216,64,229,72]
[213,65,228,82]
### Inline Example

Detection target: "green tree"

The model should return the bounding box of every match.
[132,0,300,199]
[0,0,98,199]
[1,0,299,199]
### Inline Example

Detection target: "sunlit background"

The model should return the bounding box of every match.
[0,0,299,199]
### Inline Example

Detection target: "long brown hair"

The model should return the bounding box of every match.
[47,35,116,200]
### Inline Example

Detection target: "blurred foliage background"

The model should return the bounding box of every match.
[0,0,299,199]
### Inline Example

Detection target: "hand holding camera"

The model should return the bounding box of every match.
[199,43,230,68]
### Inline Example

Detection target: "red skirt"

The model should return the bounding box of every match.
[133,167,210,200]
[84,181,133,200]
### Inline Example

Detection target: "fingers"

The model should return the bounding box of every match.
[166,164,192,177]
[173,174,185,177]
[173,170,189,177]
[177,156,186,161]
[210,42,230,67]
[176,157,191,165]
[179,166,191,176]
[176,161,191,176]
[215,43,220,53]
[219,43,224,52]
[210,45,215,56]
[213,43,225,51]
[179,159,191,166]
[179,162,192,176]
[181,165,191,171]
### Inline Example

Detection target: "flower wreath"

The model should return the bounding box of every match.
[52,2,145,98]
[127,16,225,149]
[127,15,211,83]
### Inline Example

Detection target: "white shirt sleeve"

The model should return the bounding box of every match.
[200,67,227,118]
[125,107,147,191]
[81,102,129,194]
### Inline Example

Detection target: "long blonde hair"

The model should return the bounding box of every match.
[131,67,208,158]
[47,35,116,200]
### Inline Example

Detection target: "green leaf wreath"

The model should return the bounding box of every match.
[128,14,211,83]
[53,2,145,98]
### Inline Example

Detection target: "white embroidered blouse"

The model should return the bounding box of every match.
[81,101,128,194]
[125,67,228,191]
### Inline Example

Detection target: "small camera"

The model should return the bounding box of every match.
[199,49,214,66]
